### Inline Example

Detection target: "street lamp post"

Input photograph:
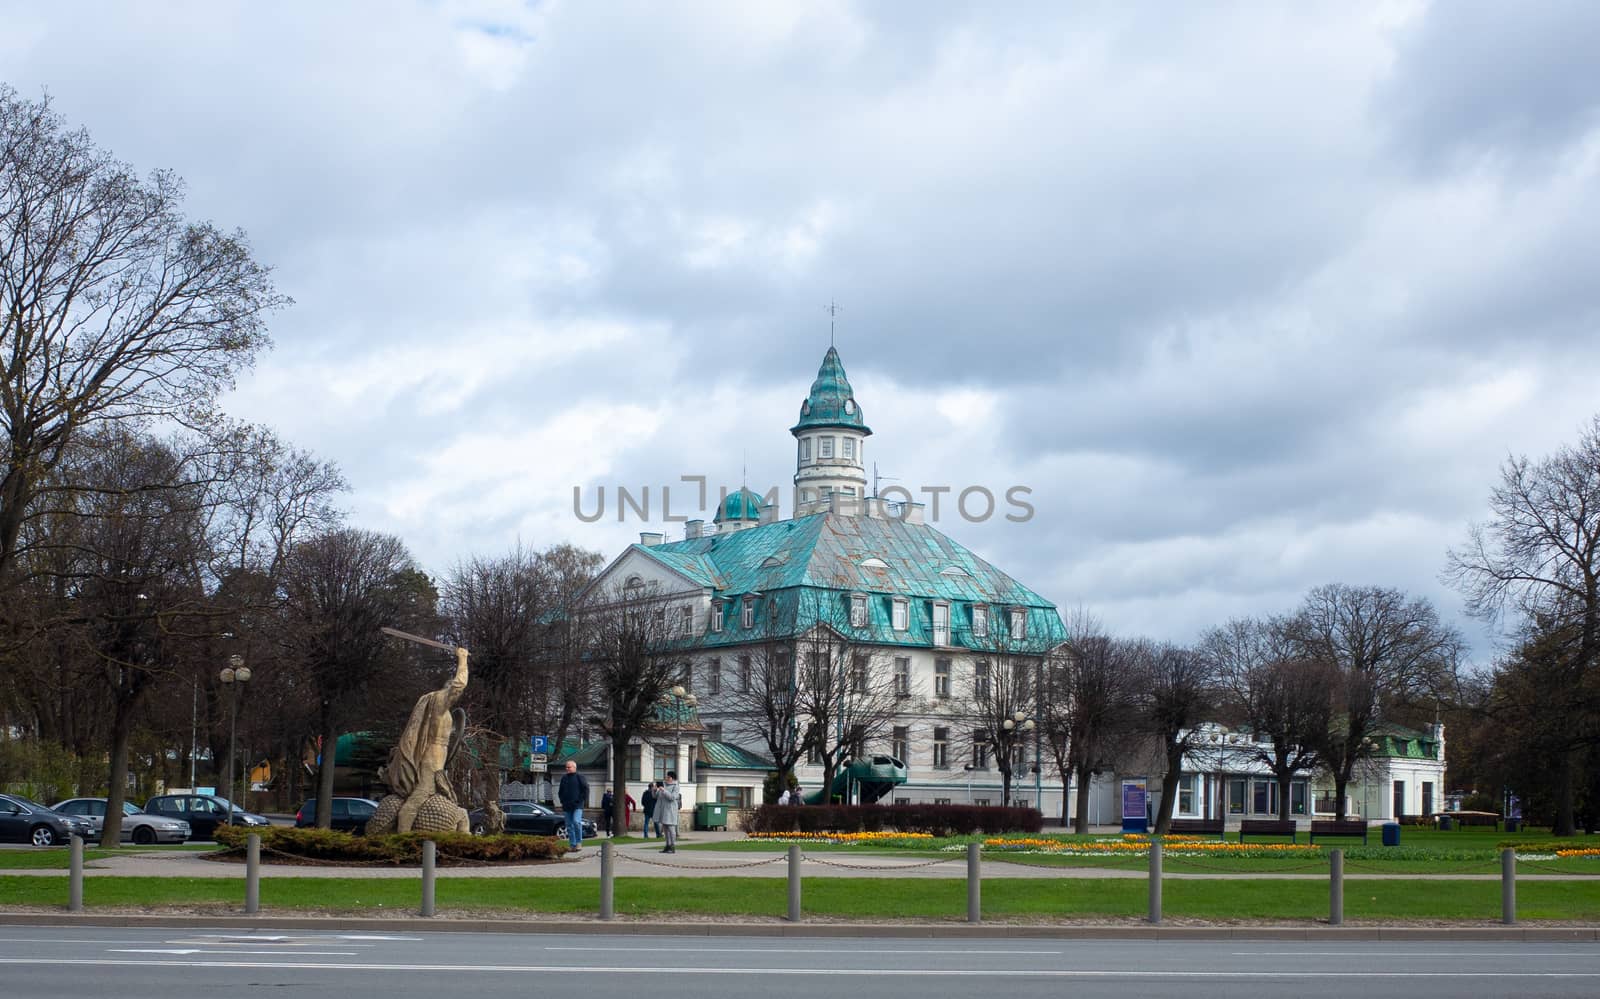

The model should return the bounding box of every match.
[1002,711,1037,809]
[219,655,251,828]
[664,685,697,783]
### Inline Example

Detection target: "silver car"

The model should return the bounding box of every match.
[50,798,191,845]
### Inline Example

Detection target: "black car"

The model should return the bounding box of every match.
[0,793,90,846]
[143,793,270,841]
[468,800,597,838]
[295,796,379,833]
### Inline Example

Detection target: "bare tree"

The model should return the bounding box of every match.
[1445,416,1600,834]
[1288,583,1461,821]
[577,580,685,841]
[716,636,805,798]
[1132,640,1218,835]
[1201,616,1333,821]
[277,528,436,828]
[1048,626,1138,833]
[959,641,1043,809]
[0,87,284,597]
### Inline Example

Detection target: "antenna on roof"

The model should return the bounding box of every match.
[742,450,747,488]
[826,299,843,348]
[872,462,898,499]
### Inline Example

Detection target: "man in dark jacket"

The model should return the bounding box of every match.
[641,783,658,838]
[557,760,589,850]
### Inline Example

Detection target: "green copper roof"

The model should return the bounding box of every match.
[632,512,1067,653]
[791,347,871,435]
[713,487,766,523]
[699,740,774,770]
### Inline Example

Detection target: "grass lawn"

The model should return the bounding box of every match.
[3,874,1597,922]
[0,844,219,870]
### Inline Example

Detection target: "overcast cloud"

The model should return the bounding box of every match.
[6,0,1599,661]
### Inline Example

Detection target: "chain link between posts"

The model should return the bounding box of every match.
[615,852,790,871]
[802,853,961,871]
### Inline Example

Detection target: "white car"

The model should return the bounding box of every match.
[50,798,192,845]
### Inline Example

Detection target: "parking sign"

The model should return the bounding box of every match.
[531,736,551,754]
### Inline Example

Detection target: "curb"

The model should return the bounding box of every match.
[3,913,1597,941]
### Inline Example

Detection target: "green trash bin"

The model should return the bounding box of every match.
[694,801,728,831]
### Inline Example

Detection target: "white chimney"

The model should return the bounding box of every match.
[686,520,704,539]
[639,532,664,547]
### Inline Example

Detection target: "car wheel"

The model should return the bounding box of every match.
[30,825,58,847]
[132,825,156,845]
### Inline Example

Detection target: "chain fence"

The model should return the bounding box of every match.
[615,852,789,872]
[802,853,960,871]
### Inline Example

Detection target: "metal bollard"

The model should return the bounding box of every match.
[1502,848,1516,925]
[787,845,802,922]
[966,842,981,924]
[421,840,436,917]
[245,833,260,914]
[69,836,83,912]
[1148,839,1162,924]
[600,840,614,921]
[1329,849,1343,926]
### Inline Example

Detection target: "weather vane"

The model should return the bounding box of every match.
[826,299,843,347]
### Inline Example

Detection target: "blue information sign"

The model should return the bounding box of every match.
[1121,778,1149,834]
[531,736,551,755]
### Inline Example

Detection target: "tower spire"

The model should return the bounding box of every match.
[826,299,842,348]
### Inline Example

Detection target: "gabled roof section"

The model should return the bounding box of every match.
[699,741,774,771]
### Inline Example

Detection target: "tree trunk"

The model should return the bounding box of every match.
[1073,761,1092,834]
[1552,749,1576,837]
[1276,773,1293,821]
[611,731,631,837]
[1153,745,1182,835]
[100,704,135,848]
[1333,774,1349,822]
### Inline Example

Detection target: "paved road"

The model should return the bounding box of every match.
[0,926,1596,998]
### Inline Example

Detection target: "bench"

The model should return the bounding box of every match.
[1438,811,1500,830]
[1238,819,1298,843]
[1168,818,1225,839]
[1309,819,1368,844]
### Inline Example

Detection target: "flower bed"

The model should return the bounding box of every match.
[746,830,936,846]
[983,835,1322,858]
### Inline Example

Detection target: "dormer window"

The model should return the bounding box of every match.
[679,605,693,637]
[850,593,868,628]
[741,599,755,629]
[712,602,724,632]
[768,599,780,626]
[1009,608,1027,641]
[972,604,988,638]
[891,597,909,632]
[860,557,888,571]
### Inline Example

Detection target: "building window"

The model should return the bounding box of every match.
[932,727,949,769]
[933,797,952,806]
[682,662,694,693]
[654,607,666,632]
[935,658,951,698]
[1009,608,1027,641]
[892,597,909,631]
[932,601,949,646]
[972,604,988,637]
[972,731,990,769]
[894,797,911,806]
[800,438,811,462]
[1291,781,1308,816]
[843,438,855,459]
[705,722,723,742]
[850,653,869,694]
[820,436,835,458]
[627,744,642,781]
[892,726,909,762]
[738,655,752,693]
[1253,780,1276,816]
[974,659,990,698]
[718,786,750,809]
[706,658,721,695]
[712,602,724,632]
[741,599,754,629]
[1228,778,1246,815]
[850,593,868,628]
[654,745,675,781]
[680,605,693,637]
[768,599,780,627]
[974,798,991,807]
[893,656,910,697]
[807,741,823,765]
[1179,775,1197,815]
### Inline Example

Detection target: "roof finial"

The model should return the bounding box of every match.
[742,449,747,488]
[826,299,843,348]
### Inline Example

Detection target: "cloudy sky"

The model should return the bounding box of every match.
[7,1,1598,660]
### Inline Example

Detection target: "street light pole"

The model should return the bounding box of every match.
[220,655,250,827]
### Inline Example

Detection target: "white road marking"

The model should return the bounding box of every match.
[110,948,360,956]
[1,958,1597,978]
[1232,951,1600,958]
[545,946,1062,955]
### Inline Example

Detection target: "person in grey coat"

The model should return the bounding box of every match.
[654,771,682,853]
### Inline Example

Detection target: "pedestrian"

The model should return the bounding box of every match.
[777,787,791,806]
[641,783,657,838]
[557,759,588,851]
[655,771,682,853]
[601,789,615,836]
[792,786,804,805]
[625,792,637,833]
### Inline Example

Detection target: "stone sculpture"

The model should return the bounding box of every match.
[365,639,472,836]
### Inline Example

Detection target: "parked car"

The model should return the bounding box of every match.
[142,794,270,841]
[49,798,191,845]
[467,800,597,838]
[295,796,379,833]
[0,793,90,846]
